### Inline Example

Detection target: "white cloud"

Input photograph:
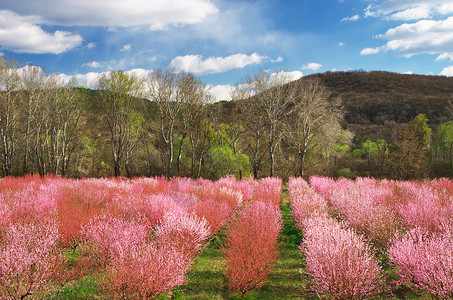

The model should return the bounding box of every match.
[360,16,453,57]
[271,56,284,63]
[86,42,96,49]
[435,52,453,61]
[121,44,131,52]
[366,1,453,21]
[2,0,218,29]
[208,84,232,102]
[302,62,322,71]
[0,10,82,54]
[341,14,360,22]
[169,53,266,75]
[124,68,152,79]
[208,70,303,102]
[360,47,382,55]
[338,42,345,46]
[440,65,453,76]
[403,71,414,74]
[82,61,101,68]
[270,70,303,82]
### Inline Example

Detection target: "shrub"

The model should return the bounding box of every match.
[221,201,282,296]
[288,177,329,229]
[252,177,282,206]
[191,199,232,232]
[0,220,66,299]
[155,210,212,261]
[302,216,384,299]
[103,242,190,299]
[395,182,453,232]
[389,227,453,298]
[81,215,149,268]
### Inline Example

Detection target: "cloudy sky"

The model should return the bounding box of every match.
[1,0,453,100]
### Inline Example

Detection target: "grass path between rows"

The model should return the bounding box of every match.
[176,189,309,299]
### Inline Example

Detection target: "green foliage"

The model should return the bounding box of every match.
[206,146,251,179]
[333,131,352,154]
[80,136,98,156]
[431,121,453,176]
[353,139,389,159]
[409,114,432,149]
[337,167,357,178]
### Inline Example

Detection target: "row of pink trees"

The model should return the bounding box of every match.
[0,175,283,298]
[307,176,453,298]
[289,177,384,299]
[221,178,283,296]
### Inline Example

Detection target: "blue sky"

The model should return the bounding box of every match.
[1,0,453,100]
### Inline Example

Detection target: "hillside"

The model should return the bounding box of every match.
[302,71,453,144]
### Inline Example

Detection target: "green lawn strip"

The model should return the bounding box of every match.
[175,239,228,300]
[247,201,307,300]
[179,190,307,299]
[57,274,102,300]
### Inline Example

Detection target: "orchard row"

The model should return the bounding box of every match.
[290,176,453,299]
[0,175,282,299]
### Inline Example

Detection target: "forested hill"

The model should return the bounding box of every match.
[300,71,453,144]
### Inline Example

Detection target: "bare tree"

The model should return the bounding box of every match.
[148,70,207,177]
[285,78,343,177]
[57,79,85,175]
[20,65,47,175]
[0,57,21,176]
[232,70,295,177]
[98,70,144,177]
[148,69,181,177]
[175,76,210,176]
[232,75,265,179]
[185,84,210,177]
[35,76,83,175]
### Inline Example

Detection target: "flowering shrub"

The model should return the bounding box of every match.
[191,199,232,232]
[221,201,282,296]
[0,175,267,298]
[394,181,453,232]
[389,226,453,298]
[155,210,212,261]
[309,176,336,200]
[328,182,400,248]
[288,177,329,229]
[217,175,254,201]
[103,241,190,299]
[0,220,66,299]
[81,215,149,268]
[252,177,282,206]
[301,216,384,299]
[0,184,60,225]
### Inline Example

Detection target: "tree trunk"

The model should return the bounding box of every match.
[166,141,173,178]
[269,149,275,177]
[176,134,186,176]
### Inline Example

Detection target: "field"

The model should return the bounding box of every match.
[0,175,452,299]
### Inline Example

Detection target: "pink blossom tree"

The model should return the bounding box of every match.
[0,220,67,299]
[301,216,384,299]
[389,226,453,298]
[221,201,283,296]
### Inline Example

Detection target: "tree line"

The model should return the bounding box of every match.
[0,57,452,180]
